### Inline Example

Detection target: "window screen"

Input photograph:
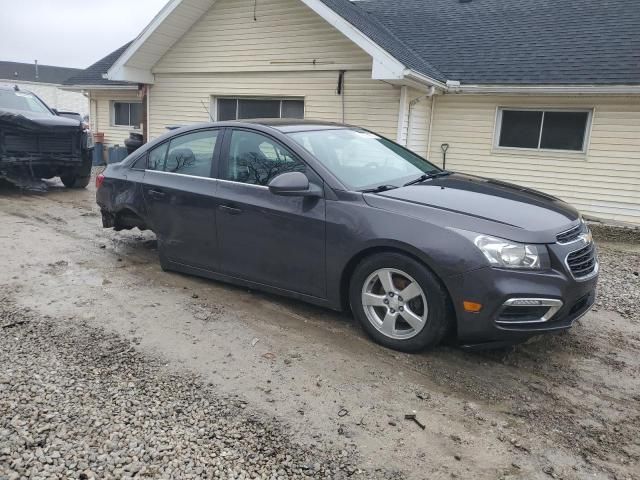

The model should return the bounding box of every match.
[498,109,590,151]
[216,98,304,121]
[113,102,142,127]
[217,99,237,121]
[540,112,589,150]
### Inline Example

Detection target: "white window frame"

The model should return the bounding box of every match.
[211,96,305,121]
[493,107,593,154]
[111,101,142,128]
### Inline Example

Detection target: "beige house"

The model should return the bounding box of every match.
[63,44,143,147]
[83,0,639,224]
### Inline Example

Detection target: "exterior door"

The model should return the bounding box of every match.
[215,128,326,298]
[142,129,221,270]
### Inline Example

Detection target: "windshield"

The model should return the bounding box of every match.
[0,89,52,114]
[287,128,440,190]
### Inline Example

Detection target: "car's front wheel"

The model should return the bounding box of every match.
[349,252,451,352]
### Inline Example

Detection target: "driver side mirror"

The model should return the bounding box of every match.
[268,172,322,198]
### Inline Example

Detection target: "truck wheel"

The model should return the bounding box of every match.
[349,252,452,352]
[61,174,91,188]
[61,150,92,189]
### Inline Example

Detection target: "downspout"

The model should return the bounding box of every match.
[396,86,409,144]
[406,86,435,151]
[426,94,436,159]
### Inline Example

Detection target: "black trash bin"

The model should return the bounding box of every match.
[124,132,144,154]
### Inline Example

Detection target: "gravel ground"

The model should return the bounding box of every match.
[591,225,640,320]
[0,297,371,480]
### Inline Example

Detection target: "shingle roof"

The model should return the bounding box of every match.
[0,61,81,85]
[63,42,134,86]
[323,0,640,85]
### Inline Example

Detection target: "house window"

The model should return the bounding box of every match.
[113,101,143,128]
[216,98,304,121]
[496,108,591,152]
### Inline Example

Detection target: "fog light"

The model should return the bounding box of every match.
[509,299,544,306]
[463,301,483,313]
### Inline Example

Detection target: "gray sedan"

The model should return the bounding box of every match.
[96,120,598,351]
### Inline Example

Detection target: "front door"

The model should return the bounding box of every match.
[142,129,221,270]
[215,128,326,298]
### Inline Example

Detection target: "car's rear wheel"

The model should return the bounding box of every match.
[349,252,451,352]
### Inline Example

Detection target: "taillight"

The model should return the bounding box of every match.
[96,173,105,189]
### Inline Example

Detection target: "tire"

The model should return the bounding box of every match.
[61,174,91,188]
[61,150,92,189]
[157,236,172,272]
[349,252,451,352]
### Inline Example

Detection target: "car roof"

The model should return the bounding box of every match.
[223,119,354,133]
[132,119,364,159]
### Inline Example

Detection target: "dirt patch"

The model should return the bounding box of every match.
[1,179,639,480]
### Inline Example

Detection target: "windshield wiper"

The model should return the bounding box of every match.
[360,184,398,193]
[403,170,451,187]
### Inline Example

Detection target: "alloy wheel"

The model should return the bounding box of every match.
[361,268,428,340]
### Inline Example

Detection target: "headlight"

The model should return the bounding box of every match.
[85,131,95,150]
[473,235,543,269]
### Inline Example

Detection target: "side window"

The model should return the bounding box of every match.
[225,130,305,186]
[147,143,169,171]
[146,130,218,178]
[131,154,148,170]
[165,130,218,177]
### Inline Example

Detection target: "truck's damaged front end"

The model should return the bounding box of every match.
[0,87,92,190]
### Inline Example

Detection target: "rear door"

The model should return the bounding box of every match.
[214,128,326,298]
[142,128,222,271]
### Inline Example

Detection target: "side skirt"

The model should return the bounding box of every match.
[161,256,341,312]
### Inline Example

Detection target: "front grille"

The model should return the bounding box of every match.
[566,243,597,279]
[498,306,552,323]
[4,133,75,154]
[557,223,583,244]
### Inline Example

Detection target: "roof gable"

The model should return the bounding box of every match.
[153,0,373,74]
[104,0,640,87]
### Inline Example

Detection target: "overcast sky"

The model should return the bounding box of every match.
[0,0,167,68]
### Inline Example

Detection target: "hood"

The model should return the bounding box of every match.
[0,108,81,132]
[364,173,580,242]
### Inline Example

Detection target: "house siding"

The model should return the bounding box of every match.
[153,0,372,74]
[428,94,640,224]
[149,71,400,140]
[89,90,142,147]
[148,0,400,141]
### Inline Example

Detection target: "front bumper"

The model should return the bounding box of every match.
[446,264,598,347]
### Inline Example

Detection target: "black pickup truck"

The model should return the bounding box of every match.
[0,86,92,189]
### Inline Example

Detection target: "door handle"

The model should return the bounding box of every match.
[219,205,242,215]
[148,189,166,199]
